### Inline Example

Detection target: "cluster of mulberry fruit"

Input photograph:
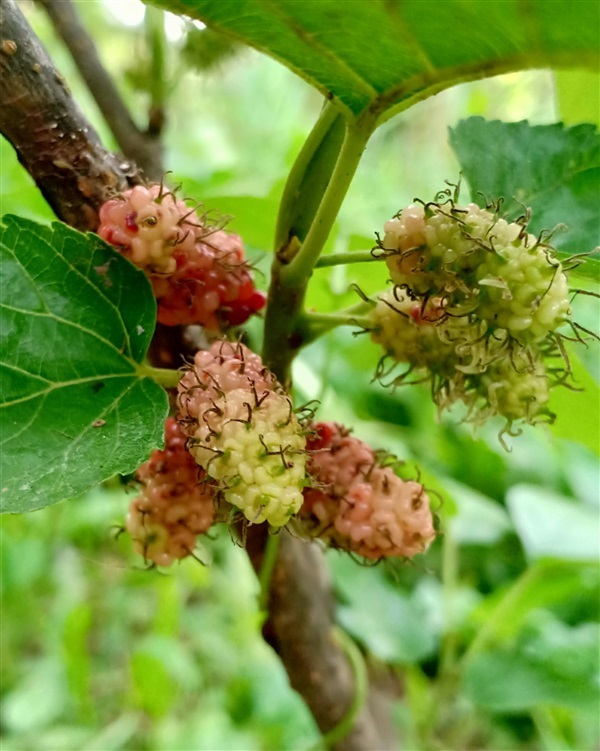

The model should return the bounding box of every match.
[369,193,575,429]
[126,417,215,567]
[177,341,307,527]
[124,344,436,564]
[98,184,266,330]
[301,422,436,560]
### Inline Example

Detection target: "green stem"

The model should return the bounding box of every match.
[262,113,377,383]
[531,707,572,751]
[258,533,281,612]
[315,250,379,268]
[309,627,368,751]
[296,311,373,345]
[281,115,377,287]
[137,364,181,388]
[274,101,343,255]
[461,562,567,663]
[462,568,537,662]
[439,526,459,677]
[145,6,166,127]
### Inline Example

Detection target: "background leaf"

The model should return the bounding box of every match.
[329,555,438,664]
[548,349,600,456]
[449,118,600,260]
[506,484,599,561]
[555,70,600,128]
[0,216,167,513]
[463,623,600,713]
[148,0,600,119]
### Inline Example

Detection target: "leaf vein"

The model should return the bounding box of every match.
[0,373,136,409]
[0,302,135,365]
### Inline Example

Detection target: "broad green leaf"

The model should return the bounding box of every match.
[329,554,437,663]
[445,479,512,546]
[506,484,599,561]
[464,645,598,713]
[449,118,600,262]
[549,350,600,455]
[465,560,597,652]
[148,0,599,120]
[555,70,600,128]
[0,216,167,514]
[464,619,600,713]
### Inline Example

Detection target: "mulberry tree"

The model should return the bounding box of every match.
[1,1,598,748]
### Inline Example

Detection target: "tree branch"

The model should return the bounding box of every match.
[38,0,164,181]
[246,528,385,751]
[0,0,138,230]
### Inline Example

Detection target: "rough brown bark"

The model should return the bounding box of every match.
[38,0,164,181]
[246,528,385,751]
[0,5,387,748]
[0,0,139,231]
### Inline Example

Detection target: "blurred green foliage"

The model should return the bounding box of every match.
[1,2,599,750]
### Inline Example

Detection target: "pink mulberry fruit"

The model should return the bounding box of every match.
[126,417,216,566]
[301,423,436,560]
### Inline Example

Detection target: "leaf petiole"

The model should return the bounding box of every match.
[315,249,379,268]
[281,114,377,288]
[136,364,181,388]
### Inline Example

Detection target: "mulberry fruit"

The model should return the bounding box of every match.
[126,417,216,566]
[380,200,571,342]
[301,423,435,560]
[178,342,307,527]
[99,184,266,330]
[99,184,200,274]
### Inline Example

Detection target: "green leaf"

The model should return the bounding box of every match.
[449,118,600,262]
[464,645,598,713]
[466,561,597,653]
[464,619,600,713]
[549,349,600,455]
[147,0,599,119]
[0,216,168,514]
[329,555,438,664]
[506,484,599,562]
[555,70,600,128]
[445,479,512,546]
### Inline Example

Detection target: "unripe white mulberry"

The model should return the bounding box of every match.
[371,193,581,432]
[369,293,460,376]
[178,342,307,527]
[474,240,570,341]
[476,353,550,423]
[380,200,571,343]
[301,423,436,560]
[126,417,216,566]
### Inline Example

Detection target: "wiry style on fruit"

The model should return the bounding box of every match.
[98,184,266,331]
[474,351,550,423]
[301,423,436,560]
[380,200,571,343]
[126,417,216,567]
[370,293,460,376]
[177,341,307,527]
